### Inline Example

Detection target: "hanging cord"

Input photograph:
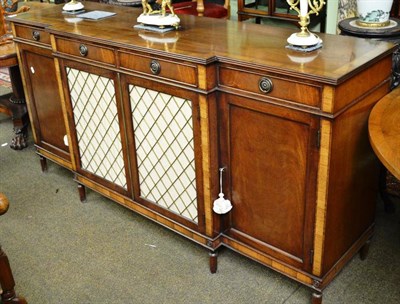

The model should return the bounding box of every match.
[219,167,225,194]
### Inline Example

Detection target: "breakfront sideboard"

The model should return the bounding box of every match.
[8,3,395,303]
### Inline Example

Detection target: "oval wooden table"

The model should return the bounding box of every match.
[369,88,400,211]
[369,88,400,180]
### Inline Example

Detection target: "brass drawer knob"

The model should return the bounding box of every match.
[259,77,273,94]
[150,60,161,75]
[79,44,88,57]
[32,31,40,41]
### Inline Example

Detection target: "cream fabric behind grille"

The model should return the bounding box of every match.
[129,85,198,223]
[67,68,127,189]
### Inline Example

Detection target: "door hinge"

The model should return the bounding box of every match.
[316,129,321,149]
[310,249,314,265]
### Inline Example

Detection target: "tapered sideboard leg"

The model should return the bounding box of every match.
[77,183,86,203]
[359,238,371,261]
[0,245,27,304]
[311,291,322,304]
[209,251,218,274]
[39,156,47,172]
[379,166,396,213]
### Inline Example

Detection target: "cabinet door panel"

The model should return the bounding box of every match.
[122,75,204,232]
[61,61,131,196]
[23,50,69,159]
[220,93,318,269]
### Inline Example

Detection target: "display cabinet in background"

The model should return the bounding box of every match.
[237,0,326,32]
[392,0,400,17]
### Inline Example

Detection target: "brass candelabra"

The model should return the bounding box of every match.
[286,0,325,48]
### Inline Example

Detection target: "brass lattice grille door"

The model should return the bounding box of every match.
[129,85,198,223]
[67,67,127,190]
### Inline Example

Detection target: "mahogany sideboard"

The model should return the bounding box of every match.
[7,3,396,303]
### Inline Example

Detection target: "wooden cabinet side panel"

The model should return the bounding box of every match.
[322,82,389,274]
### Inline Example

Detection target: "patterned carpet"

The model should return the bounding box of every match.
[0,111,399,303]
[0,67,11,88]
[0,67,12,96]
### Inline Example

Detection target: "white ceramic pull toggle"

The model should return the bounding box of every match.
[213,167,232,214]
[63,135,69,146]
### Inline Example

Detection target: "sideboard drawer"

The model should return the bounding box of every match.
[218,66,322,108]
[55,38,115,66]
[14,25,51,45]
[118,51,198,87]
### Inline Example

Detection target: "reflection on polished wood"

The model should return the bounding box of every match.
[369,88,400,180]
